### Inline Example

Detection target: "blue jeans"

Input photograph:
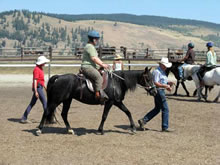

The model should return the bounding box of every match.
[178,63,188,79]
[143,89,169,130]
[22,85,47,120]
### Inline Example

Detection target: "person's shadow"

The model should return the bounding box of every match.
[8,118,39,123]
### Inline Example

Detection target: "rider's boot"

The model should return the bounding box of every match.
[95,90,109,105]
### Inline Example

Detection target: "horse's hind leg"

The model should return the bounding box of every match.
[36,104,57,136]
[61,98,74,134]
[98,101,113,135]
[173,81,179,96]
[114,101,136,133]
[181,82,190,96]
[193,89,197,97]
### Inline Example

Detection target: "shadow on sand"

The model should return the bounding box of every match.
[22,126,134,136]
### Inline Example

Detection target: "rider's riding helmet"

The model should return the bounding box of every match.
[88,30,100,39]
[188,42,194,48]
[206,42,213,47]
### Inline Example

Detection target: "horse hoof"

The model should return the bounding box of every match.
[36,129,42,136]
[97,129,104,135]
[67,129,74,135]
[131,128,137,133]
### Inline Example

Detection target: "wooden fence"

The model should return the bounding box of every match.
[0,46,220,62]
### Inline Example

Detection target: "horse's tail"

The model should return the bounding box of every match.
[45,75,59,124]
[47,75,59,97]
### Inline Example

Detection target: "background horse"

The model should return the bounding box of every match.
[184,65,220,102]
[166,62,193,96]
[36,67,157,135]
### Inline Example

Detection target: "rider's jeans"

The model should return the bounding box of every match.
[178,63,188,79]
[143,89,169,130]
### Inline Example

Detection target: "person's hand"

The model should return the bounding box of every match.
[102,63,110,70]
[168,81,175,87]
[165,85,172,92]
[35,91,39,98]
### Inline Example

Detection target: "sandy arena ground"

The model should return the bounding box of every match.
[0,74,219,165]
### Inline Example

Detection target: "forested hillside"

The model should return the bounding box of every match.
[0,10,220,49]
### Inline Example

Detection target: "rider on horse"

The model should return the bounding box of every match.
[197,42,217,87]
[81,30,110,103]
[178,42,195,82]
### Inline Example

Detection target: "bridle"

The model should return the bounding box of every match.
[141,73,156,94]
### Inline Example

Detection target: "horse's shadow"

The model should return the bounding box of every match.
[167,96,219,103]
[23,126,134,136]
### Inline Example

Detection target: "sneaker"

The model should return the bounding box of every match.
[20,119,31,124]
[138,119,145,131]
[162,128,175,132]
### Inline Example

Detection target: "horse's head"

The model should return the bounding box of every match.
[139,67,157,96]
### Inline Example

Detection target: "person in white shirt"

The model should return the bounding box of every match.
[113,54,124,71]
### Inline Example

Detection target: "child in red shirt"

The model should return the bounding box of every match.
[21,56,50,123]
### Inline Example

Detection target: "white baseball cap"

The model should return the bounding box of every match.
[36,56,50,65]
[159,57,172,68]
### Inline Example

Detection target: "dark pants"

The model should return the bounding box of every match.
[197,65,216,81]
[143,89,169,130]
[22,85,47,120]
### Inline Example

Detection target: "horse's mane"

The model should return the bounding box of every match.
[113,70,142,92]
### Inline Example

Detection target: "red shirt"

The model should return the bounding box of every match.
[32,65,45,89]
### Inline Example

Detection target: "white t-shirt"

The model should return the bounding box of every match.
[114,63,122,71]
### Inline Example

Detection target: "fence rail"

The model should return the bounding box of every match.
[0,46,220,62]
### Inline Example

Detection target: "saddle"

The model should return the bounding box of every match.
[77,69,108,93]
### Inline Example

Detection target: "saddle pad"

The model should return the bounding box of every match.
[86,79,95,92]
[85,73,108,92]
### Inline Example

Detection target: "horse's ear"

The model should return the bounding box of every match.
[145,67,152,73]
[144,67,149,73]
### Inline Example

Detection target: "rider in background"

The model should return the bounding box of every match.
[81,30,110,103]
[178,42,195,81]
[197,42,217,87]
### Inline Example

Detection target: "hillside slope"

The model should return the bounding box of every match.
[0,10,219,50]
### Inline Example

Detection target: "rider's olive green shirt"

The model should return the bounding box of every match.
[206,51,217,67]
[81,43,98,69]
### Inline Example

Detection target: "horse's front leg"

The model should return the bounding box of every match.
[197,87,203,101]
[213,89,220,102]
[114,101,136,133]
[98,101,113,135]
[61,98,74,134]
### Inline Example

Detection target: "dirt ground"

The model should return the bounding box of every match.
[0,75,219,165]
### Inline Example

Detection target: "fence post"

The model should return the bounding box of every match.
[98,46,102,58]
[123,47,127,59]
[128,59,131,70]
[48,46,52,79]
[167,48,170,59]
[21,46,23,61]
